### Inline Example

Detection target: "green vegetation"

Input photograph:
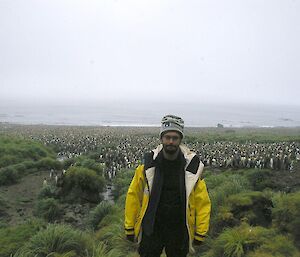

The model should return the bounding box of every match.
[195,169,300,256]
[0,219,45,257]
[34,197,62,222]
[0,136,49,163]
[111,169,135,199]
[272,191,300,248]
[245,169,274,191]
[227,191,273,227]
[0,136,59,185]
[95,197,138,256]
[14,224,93,257]
[38,184,59,199]
[92,167,300,256]
[14,224,120,257]
[3,164,298,257]
[74,157,105,177]
[0,129,299,256]
[204,171,251,235]
[36,157,62,170]
[61,166,105,203]
[88,201,114,230]
[202,223,298,257]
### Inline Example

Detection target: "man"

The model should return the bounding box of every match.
[125,115,211,257]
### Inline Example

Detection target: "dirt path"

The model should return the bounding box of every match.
[0,171,52,225]
[0,170,110,227]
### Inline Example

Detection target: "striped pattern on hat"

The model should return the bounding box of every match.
[160,114,184,138]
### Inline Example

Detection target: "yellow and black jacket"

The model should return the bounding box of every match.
[124,144,211,253]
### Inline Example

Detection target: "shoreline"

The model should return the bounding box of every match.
[1,121,300,129]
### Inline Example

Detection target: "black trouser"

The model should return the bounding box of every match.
[138,221,189,257]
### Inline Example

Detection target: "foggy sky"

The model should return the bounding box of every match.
[1,0,299,106]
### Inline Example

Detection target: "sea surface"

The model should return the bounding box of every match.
[0,102,299,128]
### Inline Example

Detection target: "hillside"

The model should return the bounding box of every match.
[0,171,48,225]
[0,127,300,257]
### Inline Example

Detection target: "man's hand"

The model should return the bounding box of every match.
[126,234,135,242]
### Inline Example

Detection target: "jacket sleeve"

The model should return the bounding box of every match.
[194,178,211,241]
[124,164,146,236]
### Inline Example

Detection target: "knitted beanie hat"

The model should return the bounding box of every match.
[160,114,184,138]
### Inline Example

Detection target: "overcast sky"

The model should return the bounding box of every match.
[1,0,299,107]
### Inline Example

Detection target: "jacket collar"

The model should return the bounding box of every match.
[152,144,196,166]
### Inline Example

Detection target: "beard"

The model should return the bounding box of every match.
[163,144,179,154]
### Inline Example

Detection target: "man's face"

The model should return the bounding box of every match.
[161,131,182,154]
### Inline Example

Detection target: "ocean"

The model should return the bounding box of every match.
[0,102,299,127]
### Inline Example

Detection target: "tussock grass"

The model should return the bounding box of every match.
[0,136,58,185]
[272,191,300,248]
[0,218,45,257]
[206,173,250,218]
[88,201,113,230]
[34,198,62,222]
[14,224,90,257]
[62,166,105,203]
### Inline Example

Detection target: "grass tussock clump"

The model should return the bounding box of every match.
[0,162,35,185]
[245,169,274,191]
[226,191,273,227]
[202,223,298,257]
[0,219,45,257]
[247,235,299,257]
[89,242,127,257]
[0,136,58,185]
[38,184,59,200]
[95,215,138,255]
[14,224,89,257]
[88,201,114,230]
[74,157,105,177]
[62,166,105,203]
[204,172,251,235]
[34,198,62,222]
[35,157,62,170]
[272,191,300,248]
[0,136,52,164]
[14,224,118,257]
